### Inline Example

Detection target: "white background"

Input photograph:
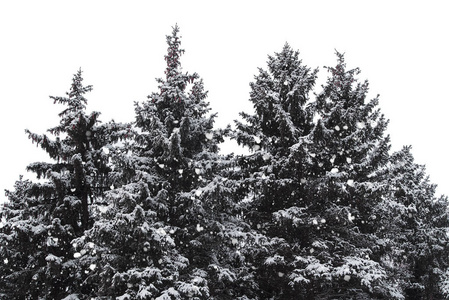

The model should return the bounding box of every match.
[1,1,448,201]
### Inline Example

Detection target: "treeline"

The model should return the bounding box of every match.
[1,25,449,300]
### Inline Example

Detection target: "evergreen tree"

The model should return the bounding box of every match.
[285,52,394,298]
[232,44,319,298]
[1,33,448,300]
[375,146,449,299]
[234,49,400,298]
[234,43,318,224]
[71,25,258,299]
[0,176,42,298]
[0,70,128,299]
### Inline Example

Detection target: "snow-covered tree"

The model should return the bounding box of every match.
[233,42,318,223]
[25,69,130,232]
[232,44,319,298]
[71,25,260,299]
[374,146,449,299]
[2,33,448,300]
[0,70,129,299]
[233,49,401,298]
[0,176,42,298]
[283,52,396,298]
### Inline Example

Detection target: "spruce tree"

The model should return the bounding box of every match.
[71,25,259,299]
[232,44,319,298]
[375,146,449,299]
[2,32,448,300]
[278,52,397,299]
[0,70,128,299]
[234,49,401,298]
[0,176,41,298]
[234,43,318,223]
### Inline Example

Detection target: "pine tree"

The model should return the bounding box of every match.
[283,52,395,298]
[234,49,401,298]
[232,44,319,298]
[2,32,448,300]
[0,176,40,298]
[374,146,449,299]
[71,25,259,299]
[234,43,318,223]
[0,70,128,299]
[25,69,129,233]
[135,25,258,298]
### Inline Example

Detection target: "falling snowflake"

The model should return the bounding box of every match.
[348,212,355,222]
[196,223,204,232]
[344,275,351,282]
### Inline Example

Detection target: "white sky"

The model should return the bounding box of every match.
[1,1,448,201]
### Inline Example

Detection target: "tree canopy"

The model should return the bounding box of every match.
[1,26,448,300]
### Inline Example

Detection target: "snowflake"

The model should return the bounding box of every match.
[196,224,204,232]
